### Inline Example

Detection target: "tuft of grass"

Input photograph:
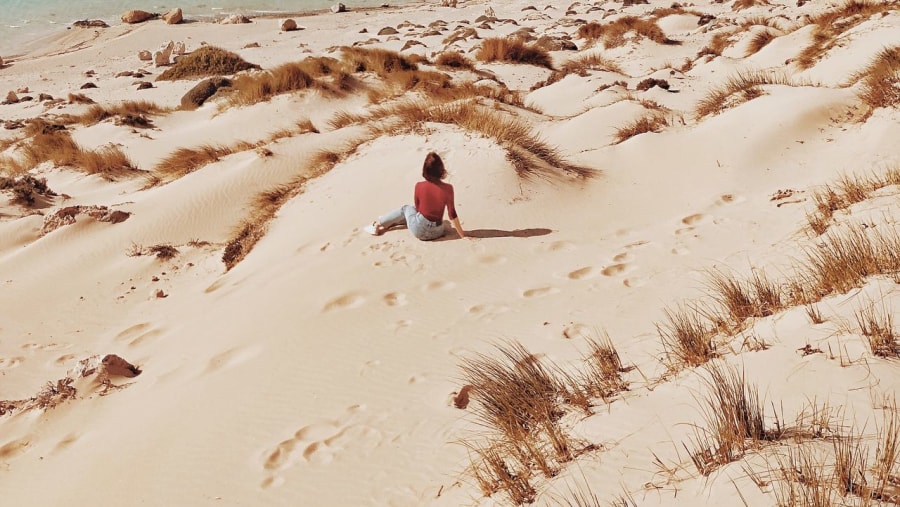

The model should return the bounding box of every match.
[802,224,900,298]
[745,29,778,57]
[148,244,179,260]
[732,0,769,10]
[698,30,738,58]
[797,0,895,70]
[0,174,56,206]
[336,100,592,180]
[340,46,419,76]
[434,51,475,70]
[806,169,900,235]
[226,62,321,106]
[222,141,365,270]
[613,113,669,144]
[79,100,168,126]
[579,332,630,403]
[855,302,899,358]
[806,304,826,324]
[157,46,260,81]
[576,17,679,49]
[657,305,715,369]
[854,46,900,112]
[476,37,554,69]
[67,93,95,104]
[689,362,781,476]
[537,53,625,88]
[705,270,785,332]
[694,70,801,120]
[152,142,253,183]
[78,146,139,177]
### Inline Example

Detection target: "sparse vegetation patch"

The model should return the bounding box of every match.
[157,46,260,81]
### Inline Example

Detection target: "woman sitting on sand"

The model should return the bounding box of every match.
[366,152,466,240]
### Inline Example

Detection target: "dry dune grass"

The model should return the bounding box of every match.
[797,0,895,70]
[0,174,56,206]
[537,53,625,88]
[151,142,253,184]
[226,62,321,106]
[732,0,769,10]
[78,146,138,177]
[475,37,554,69]
[577,17,679,49]
[697,29,739,58]
[694,70,804,120]
[459,340,626,503]
[79,100,168,126]
[434,51,475,70]
[613,113,669,144]
[157,46,260,81]
[12,119,138,179]
[222,140,367,270]
[67,93,95,104]
[855,302,900,358]
[806,169,900,235]
[340,46,419,75]
[745,29,779,57]
[657,305,716,369]
[853,46,900,112]
[350,100,592,180]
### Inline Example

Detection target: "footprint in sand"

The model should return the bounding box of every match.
[473,253,507,265]
[625,240,650,250]
[114,322,152,341]
[382,292,408,307]
[562,322,591,339]
[421,280,455,292]
[536,240,576,253]
[260,407,383,488]
[53,433,80,452]
[207,345,262,373]
[682,213,708,225]
[0,356,25,369]
[624,277,647,288]
[392,319,412,333]
[671,246,690,255]
[567,267,598,280]
[467,303,510,321]
[522,286,560,298]
[601,263,631,276]
[675,227,695,235]
[54,354,76,366]
[0,437,30,460]
[323,292,366,312]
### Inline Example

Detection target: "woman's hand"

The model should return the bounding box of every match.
[451,217,467,239]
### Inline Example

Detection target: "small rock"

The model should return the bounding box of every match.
[359,28,368,33]
[281,18,298,31]
[103,210,131,223]
[180,77,231,109]
[136,81,153,90]
[162,7,183,24]
[154,41,175,67]
[220,14,251,24]
[0,56,3,66]
[152,276,160,282]
[6,91,19,103]
[38,93,53,101]
[80,82,97,89]
[116,71,134,77]
[84,70,95,77]
[331,3,346,13]
[698,14,715,25]
[378,26,399,35]
[16,86,28,93]
[138,50,153,61]
[72,19,109,28]
[243,42,261,48]
[19,96,33,102]
[155,289,167,298]
[121,10,156,24]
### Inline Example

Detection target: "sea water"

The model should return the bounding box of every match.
[0,0,401,57]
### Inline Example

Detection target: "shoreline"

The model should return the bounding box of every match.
[1,1,425,61]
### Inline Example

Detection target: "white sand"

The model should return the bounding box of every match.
[1,0,899,505]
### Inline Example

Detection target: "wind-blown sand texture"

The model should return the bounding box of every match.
[1,0,899,505]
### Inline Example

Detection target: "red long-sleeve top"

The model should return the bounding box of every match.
[415,180,457,223]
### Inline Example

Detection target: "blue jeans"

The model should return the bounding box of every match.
[379,205,445,241]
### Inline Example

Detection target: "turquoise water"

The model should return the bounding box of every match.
[0,0,398,56]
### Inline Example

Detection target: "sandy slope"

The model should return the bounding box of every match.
[1,0,899,505]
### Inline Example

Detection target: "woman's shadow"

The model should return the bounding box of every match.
[438,228,553,240]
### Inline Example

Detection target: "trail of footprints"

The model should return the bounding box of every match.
[260,404,383,489]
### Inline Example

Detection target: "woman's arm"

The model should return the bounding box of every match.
[450,217,467,239]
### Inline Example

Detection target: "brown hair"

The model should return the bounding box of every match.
[422,152,446,183]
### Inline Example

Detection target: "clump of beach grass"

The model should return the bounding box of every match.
[476,37,554,69]
[157,46,260,81]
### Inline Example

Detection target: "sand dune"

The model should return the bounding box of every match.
[1,0,899,505]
